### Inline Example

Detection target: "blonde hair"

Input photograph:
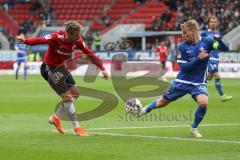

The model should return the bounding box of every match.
[208,16,218,23]
[181,20,200,33]
[64,21,82,34]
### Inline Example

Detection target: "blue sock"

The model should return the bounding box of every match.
[145,99,158,113]
[215,79,224,96]
[16,67,19,80]
[192,107,207,128]
[23,67,27,80]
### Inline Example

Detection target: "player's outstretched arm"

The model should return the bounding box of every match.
[82,46,108,79]
[16,36,48,46]
[180,51,209,72]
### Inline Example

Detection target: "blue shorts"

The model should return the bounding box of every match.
[163,81,208,101]
[208,61,219,73]
[16,59,27,66]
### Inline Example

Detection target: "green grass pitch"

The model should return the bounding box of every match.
[0,75,239,160]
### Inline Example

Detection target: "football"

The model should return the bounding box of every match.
[125,98,142,115]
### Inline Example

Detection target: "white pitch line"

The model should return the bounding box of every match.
[88,132,240,145]
[61,123,240,131]
[52,128,240,145]
[52,123,240,144]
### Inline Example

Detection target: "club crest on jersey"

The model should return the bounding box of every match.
[72,45,77,51]
[199,46,205,51]
[177,51,181,58]
[44,35,52,40]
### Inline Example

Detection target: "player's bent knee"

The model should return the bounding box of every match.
[70,85,80,99]
[61,91,74,102]
[157,97,170,108]
[215,74,220,80]
[198,100,208,108]
[207,75,212,80]
[196,94,208,107]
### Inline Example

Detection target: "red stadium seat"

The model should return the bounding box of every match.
[90,24,106,30]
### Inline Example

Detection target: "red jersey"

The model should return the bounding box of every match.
[155,45,168,62]
[24,30,105,70]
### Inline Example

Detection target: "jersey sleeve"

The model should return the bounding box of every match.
[77,38,105,71]
[176,44,187,64]
[204,37,229,52]
[24,37,48,45]
[43,32,58,45]
[200,31,207,38]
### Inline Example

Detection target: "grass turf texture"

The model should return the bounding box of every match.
[0,75,239,160]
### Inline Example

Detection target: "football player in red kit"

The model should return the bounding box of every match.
[16,21,108,136]
[155,41,169,81]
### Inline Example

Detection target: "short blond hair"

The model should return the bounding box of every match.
[208,16,218,23]
[181,20,200,33]
[64,21,82,34]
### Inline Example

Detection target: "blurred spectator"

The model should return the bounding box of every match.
[162,10,172,22]
[8,36,15,50]
[164,0,177,10]
[134,0,147,4]
[98,13,110,27]
[150,0,240,34]
[39,2,54,26]
[29,0,42,14]
[146,42,154,50]
[7,0,16,9]
[84,32,93,48]
[39,10,48,21]
[150,10,172,31]
[0,25,9,37]
[173,0,240,34]
[45,14,53,26]
[93,33,101,51]
[3,1,9,11]
[19,0,30,4]
[18,24,26,35]
[18,19,36,35]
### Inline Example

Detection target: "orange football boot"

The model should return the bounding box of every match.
[49,115,64,134]
[74,127,89,136]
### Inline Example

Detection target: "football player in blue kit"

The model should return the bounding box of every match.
[138,20,229,138]
[15,34,29,80]
[201,16,232,101]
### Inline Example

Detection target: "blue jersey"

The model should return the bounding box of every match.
[176,37,229,85]
[15,43,28,61]
[201,30,220,62]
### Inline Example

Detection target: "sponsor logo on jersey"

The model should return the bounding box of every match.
[186,50,193,53]
[56,50,71,56]
[44,34,52,40]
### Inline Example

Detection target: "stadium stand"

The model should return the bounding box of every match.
[0,7,18,36]
[171,0,240,34]
[7,2,40,26]
[120,1,171,29]
[0,0,239,50]
[50,0,112,26]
